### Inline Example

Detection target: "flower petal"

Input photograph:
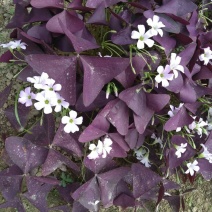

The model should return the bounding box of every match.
[69,110,78,119]
[62,116,69,124]
[131,30,140,39]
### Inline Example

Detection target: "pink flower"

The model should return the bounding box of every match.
[18,87,35,107]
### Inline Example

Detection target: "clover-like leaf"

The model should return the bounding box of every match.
[31,0,64,8]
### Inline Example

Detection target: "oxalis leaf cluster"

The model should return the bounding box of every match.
[0,0,212,211]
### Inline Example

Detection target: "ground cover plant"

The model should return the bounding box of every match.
[0,0,212,211]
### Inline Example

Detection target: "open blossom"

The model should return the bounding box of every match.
[199,47,212,65]
[61,110,83,133]
[88,137,113,159]
[185,160,200,176]
[147,15,165,37]
[34,91,57,114]
[44,78,62,92]
[151,133,163,148]
[175,143,187,158]
[54,93,69,112]
[168,103,184,117]
[188,118,208,137]
[18,87,35,107]
[87,141,103,160]
[27,72,51,89]
[200,144,212,163]
[169,53,184,78]
[155,65,174,87]
[0,40,27,50]
[131,25,154,49]
[135,148,151,167]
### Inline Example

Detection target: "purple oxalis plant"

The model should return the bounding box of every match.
[0,0,212,211]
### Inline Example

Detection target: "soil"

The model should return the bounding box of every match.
[0,0,211,211]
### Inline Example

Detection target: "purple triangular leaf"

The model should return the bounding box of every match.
[86,0,127,8]
[97,167,130,207]
[72,177,100,211]
[25,54,77,105]
[27,8,52,23]
[166,72,184,93]
[81,56,129,106]
[107,100,129,135]
[5,136,48,174]
[0,50,13,63]
[119,84,147,117]
[132,163,162,198]
[42,149,79,176]
[30,0,64,8]
[46,10,84,34]
[87,3,107,25]
[113,193,135,209]
[4,103,30,131]
[109,133,130,152]
[53,123,83,157]
[198,159,212,181]
[164,106,193,132]
[0,197,25,212]
[0,84,12,108]
[155,0,197,17]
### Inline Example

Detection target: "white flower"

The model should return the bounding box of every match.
[18,87,35,107]
[200,144,212,163]
[199,47,212,65]
[0,40,27,50]
[54,93,69,112]
[98,52,111,57]
[185,160,200,176]
[135,148,151,167]
[27,72,51,90]
[147,15,165,37]
[34,91,57,114]
[61,110,83,133]
[98,137,113,158]
[44,78,62,92]
[168,103,184,117]
[131,25,154,49]
[87,141,102,160]
[188,118,208,137]
[151,133,163,148]
[175,143,187,158]
[155,65,174,87]
[169,53,184,78]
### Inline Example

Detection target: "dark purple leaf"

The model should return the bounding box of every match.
[17,65,40,82]
[128,1,151,10]
[81,56,129,106]
[193,66,212,80]
[84,156,117,174]
[0,51,13,63]
[156,183,165,206]
[42,149,79,176]
[4,103,30,131]
[198,159,212,181]
[27,24,52,44]
[164,106,193,132]
[25,54,77,105]
[23,176,55,212]
[162,179,180,190]
[5,136,48,173]
[0,197,25,212]
[72,177,100,211]
[107,100,129,135]
[155,0,197,17]
[0,84,12,108]
[31,0,64,8]
[59,21,99,53]
[46,10,84,34]
[184,102,201,114]
[134,108,154,134]
[72,201,89,212]
[97,167,130,207]
[53,123,83,157]
[146,93,170,112]
[168,135,196,169]
[68,0,92,11]
[164,195,180,212]
[87,3,107,25]
[0,166,23,201]
[27,8,52,23]
[119,84,147,117]
[86,0,127,8]
[132,163,162,198]
[79,100,117,143]
[125,128,145,149]
[113,193,135,209]
[109,133,130,152]
[166,72,184,93]
[6,4,28,28]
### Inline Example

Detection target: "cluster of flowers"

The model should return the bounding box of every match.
[19,72,83,134]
